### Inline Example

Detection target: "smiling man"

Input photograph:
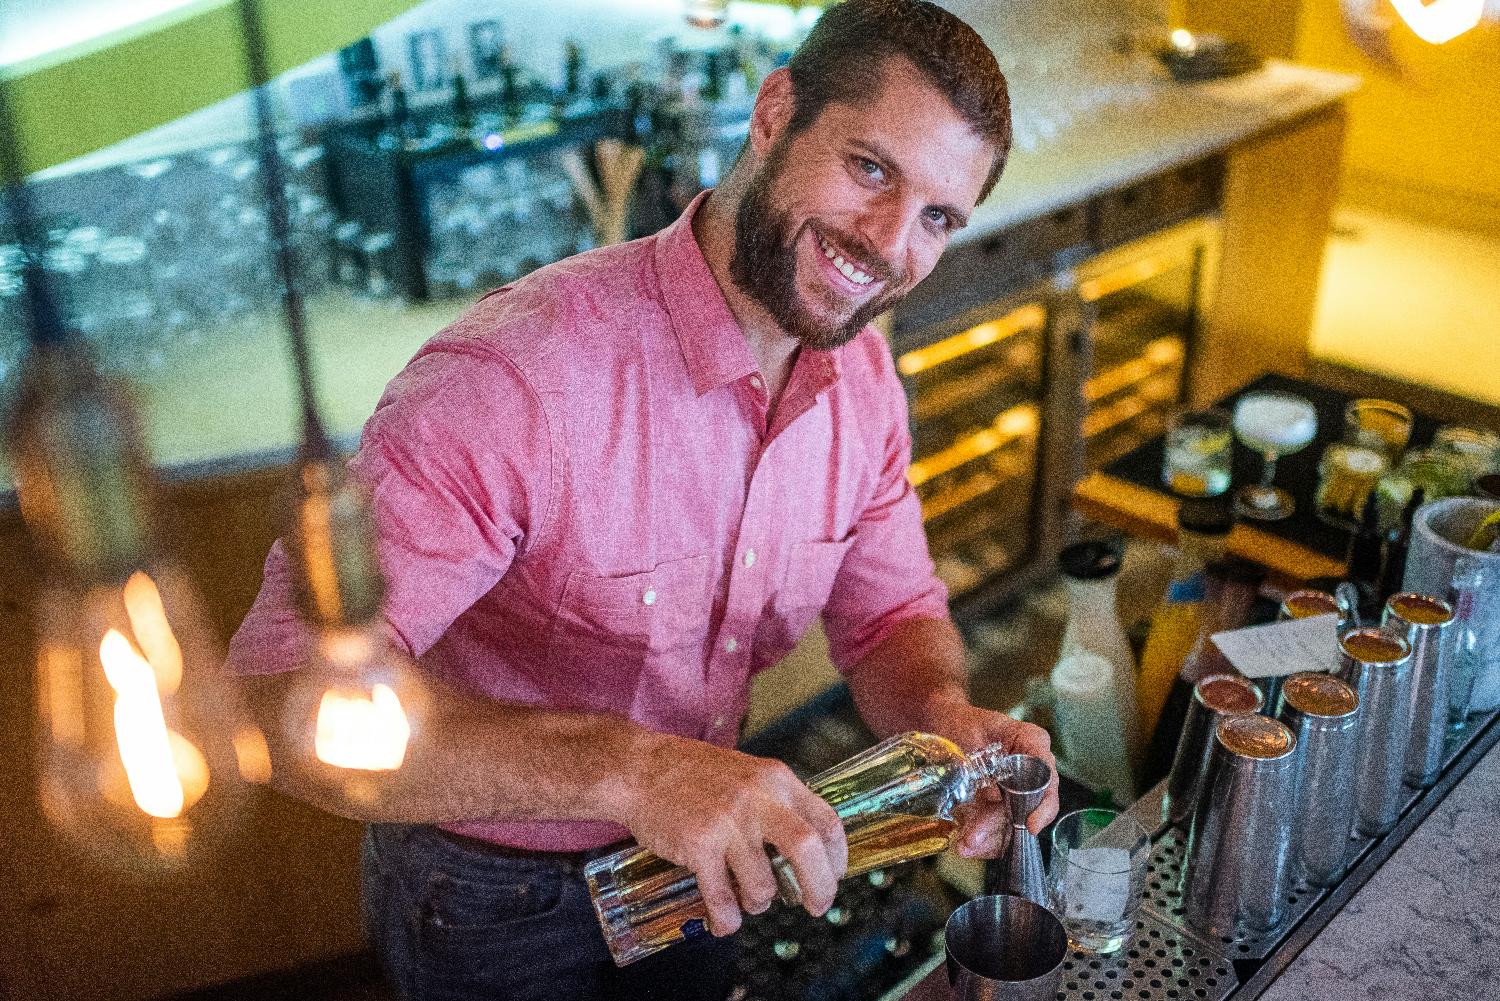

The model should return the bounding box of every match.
[229,2,1056,999]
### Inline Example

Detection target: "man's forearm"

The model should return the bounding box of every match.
[843,616,972,739]
[243,671,653,826]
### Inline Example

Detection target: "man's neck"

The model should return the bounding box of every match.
[692,187,801,405]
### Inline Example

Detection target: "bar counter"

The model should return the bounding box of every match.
[883,708,1500,1001]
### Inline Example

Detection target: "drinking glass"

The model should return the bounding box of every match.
[1432,425,1500,481]
[1232,391,1318,521]
[1162,407,1232,497]
[1047,808,1150,954]
[1315,443,1389,526]
[1344,398,1413,462]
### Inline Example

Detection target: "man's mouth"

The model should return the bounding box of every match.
[814,230,877,288]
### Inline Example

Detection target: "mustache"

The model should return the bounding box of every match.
[808,224,905,287]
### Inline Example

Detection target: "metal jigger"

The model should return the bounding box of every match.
[994,754,1051,908]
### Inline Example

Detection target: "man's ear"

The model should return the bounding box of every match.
[748,67,795,158]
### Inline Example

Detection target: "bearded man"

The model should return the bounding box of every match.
[229,1,1058,998]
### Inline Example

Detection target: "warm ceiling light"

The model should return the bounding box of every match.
[1388,0,1485,43]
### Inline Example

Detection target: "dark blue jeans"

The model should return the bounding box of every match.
[361,823,740,1001]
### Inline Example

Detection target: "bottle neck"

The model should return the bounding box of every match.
[944,741,1010,818]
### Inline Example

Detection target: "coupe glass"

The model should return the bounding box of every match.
[1232,391,1318,521]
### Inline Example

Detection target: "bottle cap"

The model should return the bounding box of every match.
[1058,540,1122,580]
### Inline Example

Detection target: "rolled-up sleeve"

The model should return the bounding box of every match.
[226,339,554,675]
[821,344,949,673]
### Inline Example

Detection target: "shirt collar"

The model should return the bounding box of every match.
[654,191,760,397]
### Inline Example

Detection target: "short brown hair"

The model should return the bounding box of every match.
[785,0,1012,201]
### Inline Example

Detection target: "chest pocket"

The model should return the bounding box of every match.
[755,537,855,672]
[545,554,711,713]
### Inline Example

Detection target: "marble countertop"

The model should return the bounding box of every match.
[1258,734,1500,1000]
[956,60,1360,246]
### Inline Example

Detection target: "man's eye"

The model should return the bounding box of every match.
[924,207,951,229]
[855,157,884,181]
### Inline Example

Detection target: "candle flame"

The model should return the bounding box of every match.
[1389,0,1483,43]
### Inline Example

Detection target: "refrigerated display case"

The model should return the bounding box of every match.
[1078,216,1221,471]
[890,159,1223,615]
[894,298,1050,602]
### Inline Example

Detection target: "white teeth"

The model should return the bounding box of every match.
[817,233,875,285]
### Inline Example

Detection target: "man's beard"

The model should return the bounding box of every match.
[728,147,909,351]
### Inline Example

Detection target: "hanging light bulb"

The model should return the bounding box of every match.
[272,457,431,809]
[8,343,265,871]
[1388,0,1484,44]
[230,0,429,810]
[684,0,730,29]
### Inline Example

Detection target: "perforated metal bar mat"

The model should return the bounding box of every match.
[1056,915,1238,1001]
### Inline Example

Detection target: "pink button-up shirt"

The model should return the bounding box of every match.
[228,192,948,851]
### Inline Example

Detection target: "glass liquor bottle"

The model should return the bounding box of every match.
[1136,499,1234,741]
[585,733,1022,966]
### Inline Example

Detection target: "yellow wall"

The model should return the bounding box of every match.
[1293,3,1500,232]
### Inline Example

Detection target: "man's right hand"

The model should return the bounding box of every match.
[612,732,849,937]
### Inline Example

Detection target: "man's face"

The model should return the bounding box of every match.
[730,59,996,351]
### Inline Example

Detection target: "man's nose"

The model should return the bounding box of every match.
[855,199,913,275]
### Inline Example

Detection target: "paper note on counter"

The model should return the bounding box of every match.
[1212,613,1339,680]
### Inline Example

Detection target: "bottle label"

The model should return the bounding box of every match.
[1166,574,1206,605]
[680,918,708,942]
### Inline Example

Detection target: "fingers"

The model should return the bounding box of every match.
[724,833,779,917]
[795,784,849,881]
[955,786,1008,857]
[765,808,839,918]
[693,853,744,937]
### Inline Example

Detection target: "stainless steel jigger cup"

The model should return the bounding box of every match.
[1382,593,1457,789]
[1335,628,1415,836]
[1162,673,1264,828]
[945,894,1068,1001]
[1183,714,1298,937]
[1276,672,1360,886]
[994,754,1051,908]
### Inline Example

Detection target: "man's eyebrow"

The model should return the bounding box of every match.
[850,139,970,229]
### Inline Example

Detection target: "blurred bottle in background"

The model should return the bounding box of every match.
[1136,499,1234,742]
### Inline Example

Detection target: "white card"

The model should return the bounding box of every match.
[1211,613,1339,680]
[1062,848,1132,922]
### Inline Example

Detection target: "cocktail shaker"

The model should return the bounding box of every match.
[1162,673,1263,828]
[1183,714,1298,937]
[1382,593,1456,789]
[1335,628,1415,836]
[1276,672,1360,886]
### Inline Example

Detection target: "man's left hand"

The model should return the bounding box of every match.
[926,698,1059,856]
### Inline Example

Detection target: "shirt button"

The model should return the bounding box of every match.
[642,589,657,606]
[749,375,763,391]
[743,549,757,568]
[724,637,739,653]
[713,714,727,729]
